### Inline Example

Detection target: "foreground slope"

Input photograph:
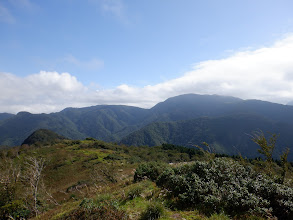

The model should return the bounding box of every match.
[0,139,292,219]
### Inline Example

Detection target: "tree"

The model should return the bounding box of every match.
[251,130,278,174]
[280,147,290,184]
[23,156,46,216]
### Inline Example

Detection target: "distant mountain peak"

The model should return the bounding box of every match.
[154,93,242,106]
[150,93,243,121]
[17,111,32,116]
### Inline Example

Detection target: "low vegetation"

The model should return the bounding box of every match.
[136,159,293,219]
[0,135,292,219]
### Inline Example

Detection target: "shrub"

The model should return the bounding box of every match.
[139,202,164,220]
[154,158,293,219]
[0,183,16,207]
[0,200,30,220]
[134,162,167,182]
[104,154,124,160]
[85,137,96,141]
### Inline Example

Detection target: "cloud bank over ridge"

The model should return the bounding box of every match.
[1,34,293,113]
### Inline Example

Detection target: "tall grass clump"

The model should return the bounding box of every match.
[60,196,128,220]
[139,202,164,220]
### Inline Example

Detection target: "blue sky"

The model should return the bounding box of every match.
[1,0,293,113]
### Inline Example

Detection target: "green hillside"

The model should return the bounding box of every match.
[0,113,14,122]
[60,105,150,142]
[0,112,85,146]
[21,129,67,146]
[0,138,292,219]
[121,114,293,160]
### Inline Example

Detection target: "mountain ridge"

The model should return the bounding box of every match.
[1,93,293,160]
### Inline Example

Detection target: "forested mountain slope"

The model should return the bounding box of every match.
[121,114,293,160]
[0,113,14,122]
[1,93,293,158]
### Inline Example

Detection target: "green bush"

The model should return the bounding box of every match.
[139,202,164,220]
[153,158,293,219]
[104,154,124,160]
[0,183,16,207]
[0,200,30,220]
[134,162,167,182]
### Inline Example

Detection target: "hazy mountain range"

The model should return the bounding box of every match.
[1,94,293,160]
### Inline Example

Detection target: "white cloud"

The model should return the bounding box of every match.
[0,71,90,113]
[91,34,293,107]
[1,34,293,113]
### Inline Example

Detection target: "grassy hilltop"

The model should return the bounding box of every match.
[0,136,293,219]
